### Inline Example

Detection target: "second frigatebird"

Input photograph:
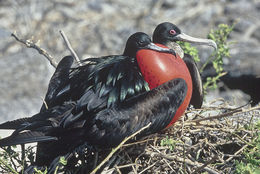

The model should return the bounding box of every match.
[136,22,217,127]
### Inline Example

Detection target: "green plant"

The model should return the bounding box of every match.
[33,167,48,174]
[203,23,234,90]
[235,120,260,174]
[235,162,260,174]
[0,144,67,174]
[178,42,200,62]
[160,136,178,151]
[178,23,234,91]
[0,146,21,174]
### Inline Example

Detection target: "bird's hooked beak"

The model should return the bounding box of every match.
[175,33,217,50]
[143,43,175,54]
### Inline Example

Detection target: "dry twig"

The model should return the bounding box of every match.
[192,155,219,173]
[59,30,82,66]
[145,150,220,174]
[11,32,58,68]
[191,104,260,123]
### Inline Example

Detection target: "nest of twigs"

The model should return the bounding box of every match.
[56,99,259,174]
[0,99,259,174]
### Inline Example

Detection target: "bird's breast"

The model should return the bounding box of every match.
[136,44,192,127]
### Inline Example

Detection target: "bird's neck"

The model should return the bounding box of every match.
[123,48,135,58]
[165,42,184,58]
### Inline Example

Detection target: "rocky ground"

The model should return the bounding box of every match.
[0,0,259,123]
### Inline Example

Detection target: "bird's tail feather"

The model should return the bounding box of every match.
[0,131,57,147]
[0,117,31,130]
[0,103,75,130]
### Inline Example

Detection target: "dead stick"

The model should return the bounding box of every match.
[225,144,248,163]
[191,104,260,123]
[168,156,219,174]
[145,151,219,174]
[192,108,242,123]
[192,155,218,173]
[41,97,49,110]
[225,136,257,163]
[11,32,57,68]
[59,30,82,66]
[139,161,157,174]
[90,122,151,174]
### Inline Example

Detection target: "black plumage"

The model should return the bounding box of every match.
[0,23,217,173]
[40,55,74,111]
[69,55,150,108]
[0,32,183,168]
[39,32,174,111]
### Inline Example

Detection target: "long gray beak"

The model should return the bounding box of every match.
[144,43,175,54]
[175,33,217,50]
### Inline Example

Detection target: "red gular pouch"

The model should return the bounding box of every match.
[136,43,192,128]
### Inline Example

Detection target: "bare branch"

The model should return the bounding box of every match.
[11,32,57,68]
[59,30,82,66]
[41,97,49,110]
[191,104,260,123]
[145,150,220,174]
[192,155,218,173]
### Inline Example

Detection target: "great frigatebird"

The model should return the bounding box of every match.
[0,32,177,166]
[136,22,217,127]
[0,23,217,170]
[152,22,217,107]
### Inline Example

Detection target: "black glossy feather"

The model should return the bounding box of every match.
[0,118,31,130]
[0,131,57,146]
[41,56,74,111]
[36,54,149,114]
[83,78,187,147]
[0,32,182,168]
[0,78,187,164]
[0,104,75,130]
[70,56,149,108]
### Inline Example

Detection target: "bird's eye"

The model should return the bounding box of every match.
[169,30,176,35]
[138,41,145,45]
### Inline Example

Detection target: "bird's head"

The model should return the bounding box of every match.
[153,22,217,56]
[123,32,174,58]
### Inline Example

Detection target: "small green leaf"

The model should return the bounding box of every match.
[59,156,67,166]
